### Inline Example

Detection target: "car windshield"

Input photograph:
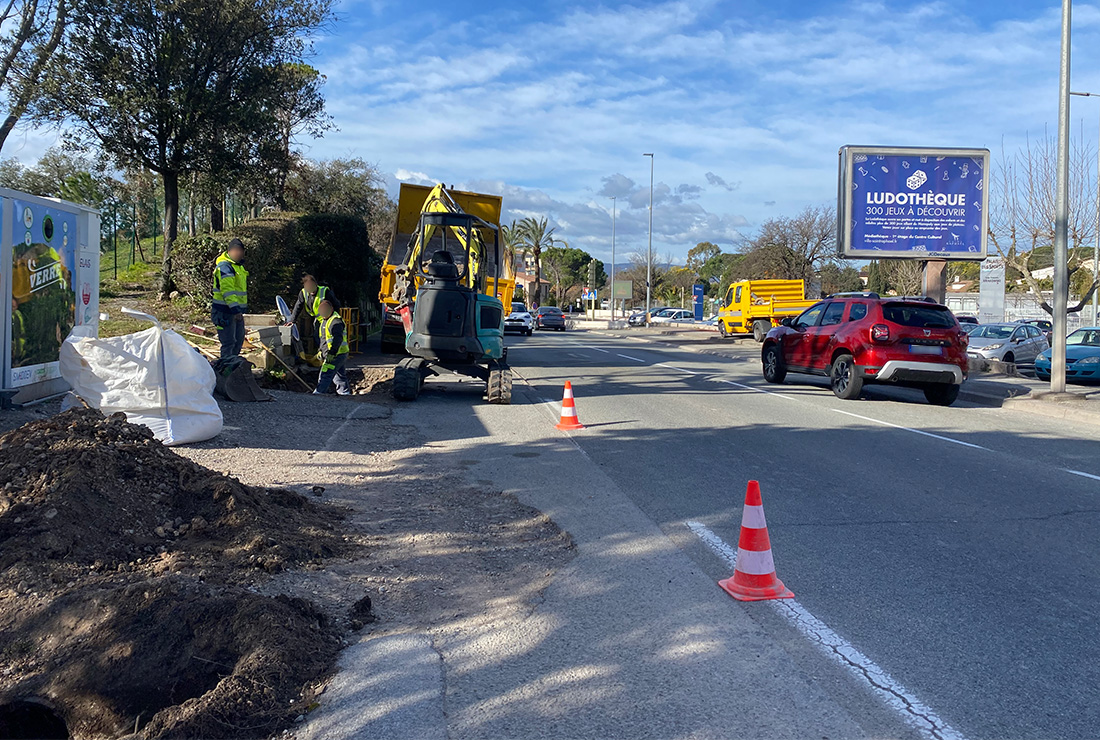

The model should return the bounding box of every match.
[881,303,955,328]
[971,325,1015,339]
[1067,329,1100,347]
[962,324,982,335]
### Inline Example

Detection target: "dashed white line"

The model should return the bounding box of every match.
[832,409,988,451]
[655,362,697,375]
[715,378,796,400]
[1065,469,1100,482]
[617,353,647,363]
[687,521,966,740]
[578,345,611,353]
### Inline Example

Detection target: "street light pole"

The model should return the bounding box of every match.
[609,196,617,320]
[1052,0,1072,394]
[644,153,654,325]
[1070,90,1100,326]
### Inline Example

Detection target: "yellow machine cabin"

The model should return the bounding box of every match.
[715,279,816,342]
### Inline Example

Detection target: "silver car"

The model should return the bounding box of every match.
[967,323,1049,364]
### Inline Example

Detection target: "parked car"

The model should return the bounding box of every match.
[967,323,1048,364]
[627,306,672,326]
[1018,318,1054,344]
[961,323,983,336]
[534,306,566,331]
[760,295,969,405]
[1035,327,1100,382]
[649,308,695,324]
[956,315,979,324]
[504,308,534,335]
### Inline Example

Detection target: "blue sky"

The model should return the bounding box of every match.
[10,0,1100,263]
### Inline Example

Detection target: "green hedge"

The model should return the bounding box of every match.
[173,213,382,314]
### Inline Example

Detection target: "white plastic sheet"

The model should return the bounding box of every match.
[59,308,223,445]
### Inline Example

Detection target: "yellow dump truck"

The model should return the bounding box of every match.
[379,183,516,354]
[714,279,816,342]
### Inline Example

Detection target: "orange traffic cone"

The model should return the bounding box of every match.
[719,481,794,601]
[555,381,585,430]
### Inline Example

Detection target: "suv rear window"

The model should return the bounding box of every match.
[539,307,562,315]
[881,303,955,328]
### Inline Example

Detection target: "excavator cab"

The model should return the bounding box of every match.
[391,204,511,403]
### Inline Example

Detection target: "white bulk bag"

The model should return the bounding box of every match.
[60,308,222,445]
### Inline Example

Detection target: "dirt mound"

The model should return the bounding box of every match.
[0,409,356,738]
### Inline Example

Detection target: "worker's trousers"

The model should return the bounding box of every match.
[214,311,245,358]
[315,353,350,395]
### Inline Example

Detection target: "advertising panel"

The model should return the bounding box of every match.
[838,146,990,260]
[10,200,79,387]
[979,257,1006,324]
[692,284,705,320]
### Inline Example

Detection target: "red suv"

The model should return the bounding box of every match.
[760,293,969,405]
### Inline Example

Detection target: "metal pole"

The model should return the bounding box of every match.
[1069,89,1100,325]
[1052,0,1072,393]
[644,153,654,325]
[609,196,616,320]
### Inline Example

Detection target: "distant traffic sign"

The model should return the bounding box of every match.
[582,289,597,301]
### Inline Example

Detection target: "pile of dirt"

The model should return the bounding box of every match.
[0,409,357,739]
[346,365,393,397]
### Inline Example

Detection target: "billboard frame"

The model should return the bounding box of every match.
[837,145,990,261]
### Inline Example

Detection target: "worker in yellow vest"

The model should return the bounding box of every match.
[287,274,340,353]
[212,238,248,358]
[314,298,351,396]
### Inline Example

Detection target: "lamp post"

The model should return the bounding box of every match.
[1052,0,1072,394]
[643,153,654,325]
[609,196,617,320]
[1071,89,1100,326]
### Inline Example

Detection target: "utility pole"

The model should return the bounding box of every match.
[1052,0,1072,393]
[1070,90,1100,325]
[644,153,654,325]
[609,196,616,320]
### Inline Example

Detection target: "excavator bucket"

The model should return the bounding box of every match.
[212,357,273,402]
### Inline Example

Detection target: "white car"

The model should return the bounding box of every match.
[504,310,534,336]
[649,308,695,324]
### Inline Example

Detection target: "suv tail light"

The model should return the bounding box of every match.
[871,324,890,342]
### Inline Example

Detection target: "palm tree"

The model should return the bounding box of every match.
[501,220,520,275]
[517,216,567,305]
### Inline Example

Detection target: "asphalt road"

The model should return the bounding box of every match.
[499,327,1100,740]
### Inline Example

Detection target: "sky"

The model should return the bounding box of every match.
[8,0,1100,264]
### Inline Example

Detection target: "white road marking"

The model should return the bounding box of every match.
[655,363,697,375]
[687,521,967,740]
[617,353,647,363]
[1065,468,1100,482]
[832,409,988,451]
[716,378,796,401]
[578,345,611,353]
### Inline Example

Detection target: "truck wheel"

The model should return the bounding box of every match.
[717,321,728,338]
[830,354,863,400]
[487,363,513,405]
[762,344,786,384]
[392,359,422,401]
[924,384,960,406]
[752,320,771,343]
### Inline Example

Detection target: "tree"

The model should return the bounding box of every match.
[541,246,605,306]
[819,263,863,295]
[657,265,698,306]
[0,0,68,153]
[741,205,836,284]
[267,63,331,209]
[883,260,924,296]
[866,260,888,295]
[699,252,742,294]
[686,241,720,272]
[46,0,332,294]
[285,157,394,253]
[516,216,566,305]
[989,134,1099,315]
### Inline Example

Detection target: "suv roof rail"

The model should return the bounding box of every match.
[827,291,880,299]
[891,295,938,304]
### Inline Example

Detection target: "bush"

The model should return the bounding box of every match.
[173,213,382,314]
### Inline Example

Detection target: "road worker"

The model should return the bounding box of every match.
[314,298,351,396]
[212,238,248,358]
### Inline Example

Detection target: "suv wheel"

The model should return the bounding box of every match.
[830,354,863,400]
[924,384,960,406]
[762,344,786,384]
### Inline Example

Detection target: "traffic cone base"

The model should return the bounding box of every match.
[718,480,793,602]
[555,381,585,430]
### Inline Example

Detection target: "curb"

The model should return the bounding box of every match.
[1001,397,1100,426]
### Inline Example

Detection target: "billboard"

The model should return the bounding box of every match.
[692,284,705,320]
[838,146,990,260]
[979,257,1006,324]
[11,200,79,387]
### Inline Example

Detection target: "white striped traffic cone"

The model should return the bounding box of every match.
[718,480,794,601]
[555,381,585,430]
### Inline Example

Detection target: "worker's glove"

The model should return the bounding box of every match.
[321,363,335,372]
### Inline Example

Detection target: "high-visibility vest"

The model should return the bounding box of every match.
[321,314,349,357]
[301,285,332,318]
[213,252,248,312]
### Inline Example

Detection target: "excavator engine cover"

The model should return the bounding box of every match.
[406,252,486,363]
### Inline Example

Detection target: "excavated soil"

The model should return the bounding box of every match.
[0,409,356,739]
